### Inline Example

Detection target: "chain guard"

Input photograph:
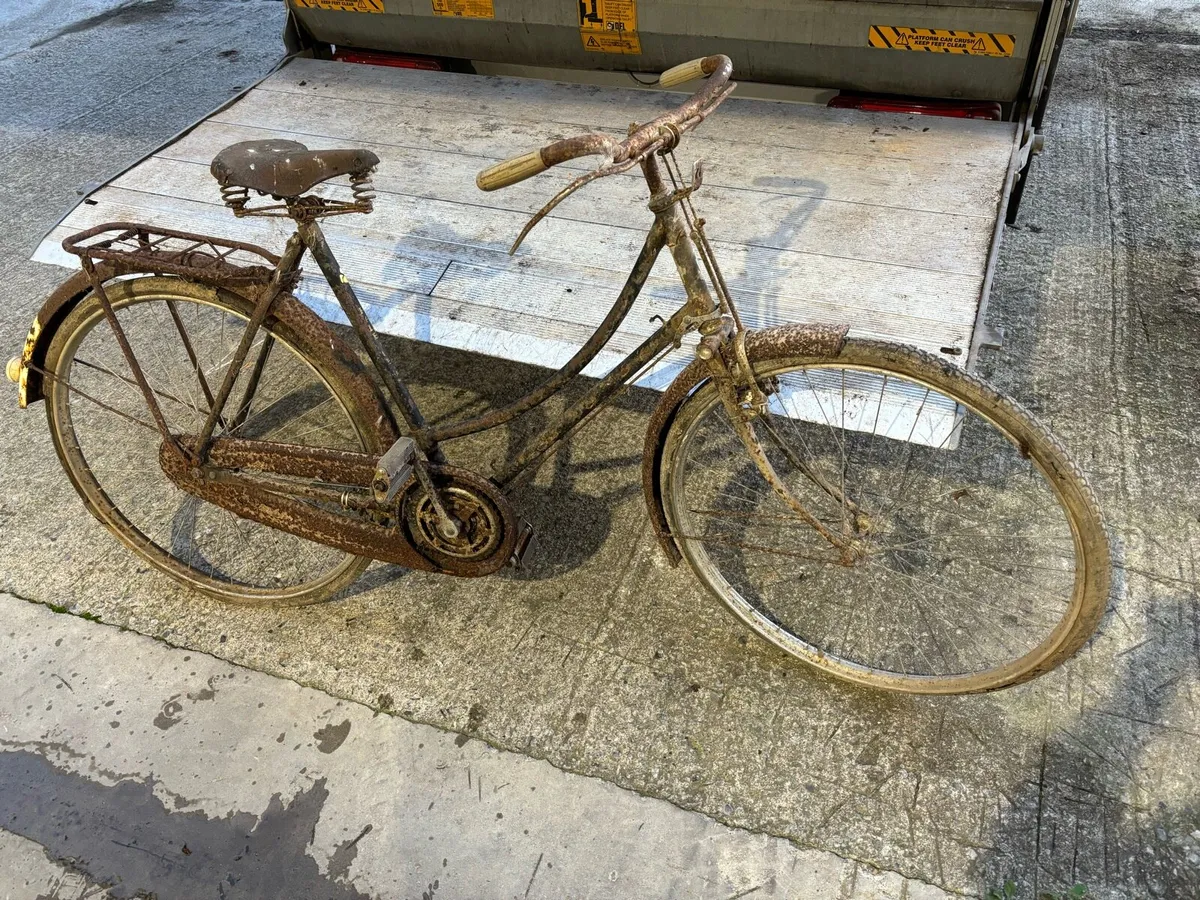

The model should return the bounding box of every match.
[159,439,518,577]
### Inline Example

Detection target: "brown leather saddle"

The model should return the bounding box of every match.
[210,139,379,199]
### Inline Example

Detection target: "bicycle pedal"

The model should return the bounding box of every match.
[508,519,536,569]
[372,436,416,504]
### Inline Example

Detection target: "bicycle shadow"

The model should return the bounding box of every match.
[717,175,826,329]
[306,181,831,596]
[345,216,669,585]
[321,328,660,599]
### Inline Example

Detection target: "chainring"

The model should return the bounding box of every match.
[400,467,516,573]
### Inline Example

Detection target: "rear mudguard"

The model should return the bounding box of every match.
[11,268,399,451]
[641,322,848,565]
[12,265,109,408]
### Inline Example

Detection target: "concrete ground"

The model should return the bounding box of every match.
[0,1,1198,898]
[2,597,953,899]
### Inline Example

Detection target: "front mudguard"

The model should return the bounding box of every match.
[641,322,848,565]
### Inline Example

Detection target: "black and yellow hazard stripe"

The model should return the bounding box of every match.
[869,26,1016,57]
[291,0,386,12]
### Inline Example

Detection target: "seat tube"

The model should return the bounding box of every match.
[194,232,307,459]
[297,219,445,463]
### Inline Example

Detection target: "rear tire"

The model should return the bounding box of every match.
[44,276,385,605]
[660,336,1110,693]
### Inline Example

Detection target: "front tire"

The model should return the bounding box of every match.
[660,336,1110,694]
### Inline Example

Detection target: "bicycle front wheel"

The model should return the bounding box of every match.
[44,276,385,605]
[660,337,1109,693]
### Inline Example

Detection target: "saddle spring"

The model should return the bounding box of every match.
[218,170,377,219]
[349,170,376,213]
[219,183,252,216]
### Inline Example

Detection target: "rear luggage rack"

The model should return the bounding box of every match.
[61,223,280,286]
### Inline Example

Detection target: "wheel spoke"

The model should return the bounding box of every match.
[47,282,374,604]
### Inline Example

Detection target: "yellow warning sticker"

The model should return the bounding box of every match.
[580,0,641,55]
[868,26,1016,57]
[431,0,495,18]
[291,0,385,12]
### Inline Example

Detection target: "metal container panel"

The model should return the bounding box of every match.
[291,0,1042,100]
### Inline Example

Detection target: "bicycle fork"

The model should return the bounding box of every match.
[653,155,862,564]
[695,323,863,565]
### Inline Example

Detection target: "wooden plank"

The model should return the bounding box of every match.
[201,91,1005,220]
[38,185,973,362]
[34,58,1017,395]
[48,185,982,339]
[140,129,991,276]
[772,370,964,450]
[104,154,987,328]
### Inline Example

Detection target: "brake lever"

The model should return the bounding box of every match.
[507,147,659,255]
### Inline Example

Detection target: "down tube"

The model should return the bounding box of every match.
[428,218,670,442]
[493,320,682,487]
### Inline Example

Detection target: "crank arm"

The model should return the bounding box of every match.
[371,436,461,539]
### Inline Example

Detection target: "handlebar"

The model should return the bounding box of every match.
[659,55,723,88]
[476,55,734,192]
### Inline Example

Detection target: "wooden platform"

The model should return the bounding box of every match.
[33,57,1019,388]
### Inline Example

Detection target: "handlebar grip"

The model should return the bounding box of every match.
[476,149,548,192]
[659,57,711,88]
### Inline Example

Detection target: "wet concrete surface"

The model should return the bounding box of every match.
[0,752,372,900]
[0,1,1198,898]
[0,596,954,899]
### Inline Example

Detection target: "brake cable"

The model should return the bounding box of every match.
[507,149,656,254]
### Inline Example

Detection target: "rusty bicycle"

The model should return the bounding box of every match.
[9,55,1109,693]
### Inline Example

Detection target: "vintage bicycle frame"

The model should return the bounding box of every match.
[97,150,718,488]
[7,50,1110,693]
[49,49,862,574]
[301,151,721,490]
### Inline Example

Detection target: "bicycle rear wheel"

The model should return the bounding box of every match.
[660,337,1109,693]
[44,276,385,605]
